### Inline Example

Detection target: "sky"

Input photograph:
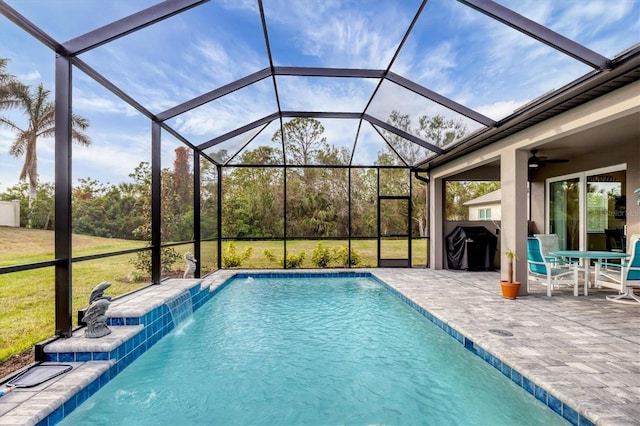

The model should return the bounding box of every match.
[0,0,638,191]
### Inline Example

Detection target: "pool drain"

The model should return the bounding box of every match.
[489,329,513,337]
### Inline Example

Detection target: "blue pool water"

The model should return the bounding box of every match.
[61,276,567,425]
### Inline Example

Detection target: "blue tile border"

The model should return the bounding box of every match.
[232,271,373,279]
[39,272,591,426]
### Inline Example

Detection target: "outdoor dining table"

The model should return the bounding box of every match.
[549,250,629,296]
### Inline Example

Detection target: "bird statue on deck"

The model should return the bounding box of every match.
[89,281,112,304]
[83,281,112,338]
[184,252,197,278]
[84,299,112,338]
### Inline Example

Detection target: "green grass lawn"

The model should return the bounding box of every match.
[0,227,150,361]
[0,227,148,267]
[0,227,427,362]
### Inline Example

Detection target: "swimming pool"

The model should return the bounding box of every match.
[59,274,567,425]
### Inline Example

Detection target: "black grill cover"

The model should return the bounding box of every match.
[445,226,497,270]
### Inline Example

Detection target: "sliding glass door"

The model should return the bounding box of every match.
[549,178,580,250]
[586,169,626,251]
[547,165,626,251]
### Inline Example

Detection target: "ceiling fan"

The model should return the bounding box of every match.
[528,149,569,168]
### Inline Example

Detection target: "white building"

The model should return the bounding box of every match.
[463,190,501,221]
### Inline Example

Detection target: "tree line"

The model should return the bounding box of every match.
[1,56,498,244]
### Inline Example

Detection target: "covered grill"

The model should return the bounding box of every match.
[445,226,497,270]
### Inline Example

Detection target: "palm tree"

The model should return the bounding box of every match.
[0,82,91,202]
[0,58,21,111]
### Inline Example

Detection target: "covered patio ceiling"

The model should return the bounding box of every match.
[1,0,639,169]
[443,108,640,182]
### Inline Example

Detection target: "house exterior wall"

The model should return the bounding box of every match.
[468,203,501,221]
[530,139,640,251]
[429,80,640,285]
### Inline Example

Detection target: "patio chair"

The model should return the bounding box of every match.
[533,233,572,266]
[533,233,581,270]
[594,234,640,304]
[527,237,579,297]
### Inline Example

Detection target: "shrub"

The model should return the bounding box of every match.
[264,248,306,268]
[162,248,182,271]
[263,248,277,263]
[222,242,252,268]
[127,270,147,283]
[333,245,361,267]
[311,243,332,268]
[130,247,181,276]
[285,251,306,268]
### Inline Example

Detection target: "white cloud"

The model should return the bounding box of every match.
[391,0,614,121]
[276,76,376,112]
[352,122,391,165]
[172,74,378,146]
[553,1,632,38]
[77,23,270,115]
[0,157,21,192]
[73,91,139,117]
[409,42,458,98]
[474,99,526,121]
[263,0,412,68]
[172,78,278,141]
[36,136,55,156]
[217,0,258,13]
[17,70,42,82]
[314,118,360,151]
[71,134,150,182]
[367,80,439,121]
[186,37,265,88]
[491,0,638,58]
[301,15,398,68]
[194,39,231,71]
